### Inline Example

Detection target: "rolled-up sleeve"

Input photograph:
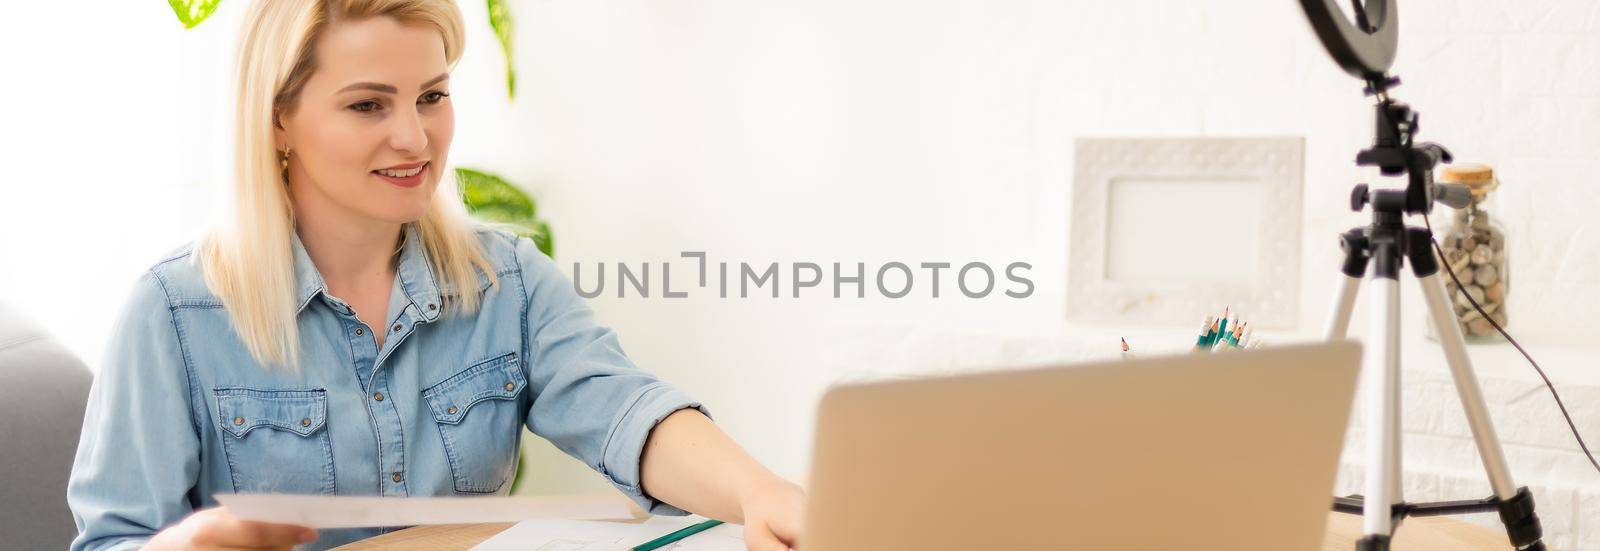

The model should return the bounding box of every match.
[512,237,708,516]
[68,271,201,550]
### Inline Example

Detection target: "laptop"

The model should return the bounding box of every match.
[801,341,1361,550]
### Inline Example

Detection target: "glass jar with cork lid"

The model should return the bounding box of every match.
[1427,163,1508,343]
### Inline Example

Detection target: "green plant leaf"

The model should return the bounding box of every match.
[458,168,535,217]
[457,167,554,258]
[169,0,223,29]
[486,0,516,99]
[531,219,554,259]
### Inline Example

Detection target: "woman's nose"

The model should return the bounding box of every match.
[387,108,430,155]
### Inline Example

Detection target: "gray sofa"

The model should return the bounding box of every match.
[0,301,93,550]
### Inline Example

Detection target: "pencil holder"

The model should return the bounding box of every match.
[1427,163,1508,343]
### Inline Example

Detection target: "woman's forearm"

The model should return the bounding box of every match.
[638,408,794,523]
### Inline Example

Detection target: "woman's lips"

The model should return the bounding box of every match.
[372,162,428,188]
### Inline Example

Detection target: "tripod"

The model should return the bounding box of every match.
[1322,77,1546,551]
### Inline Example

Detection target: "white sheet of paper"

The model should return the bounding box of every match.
[471,516,745,551]
[214,493,635,529]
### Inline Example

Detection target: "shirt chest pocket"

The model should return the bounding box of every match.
[215,388,336,495]
[422,352,527,494]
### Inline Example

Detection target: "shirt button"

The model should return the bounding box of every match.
[427,303,437,311]
[233,417,244,426]
[392,323,402,333]
[301,418,312,427]
[504,382,516,391]
[446,406,458,415]
[392,471,403,483]
[374,392,384,402]
[354,327,365,336]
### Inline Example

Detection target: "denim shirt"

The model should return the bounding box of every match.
[67,226,706,551]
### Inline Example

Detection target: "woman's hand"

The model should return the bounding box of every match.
[145,506,318,550]
[739,479,806,551]
[637,409,805,549]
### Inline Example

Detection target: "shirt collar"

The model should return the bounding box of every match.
[292,224,466,320]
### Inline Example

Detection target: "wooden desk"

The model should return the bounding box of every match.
[334,513,1516,550]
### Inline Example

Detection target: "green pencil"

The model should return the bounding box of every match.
[633,519,725,551]
[1193,315,1215,352]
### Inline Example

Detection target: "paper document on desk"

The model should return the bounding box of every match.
[214,493,634,529]
[472,516,745,551]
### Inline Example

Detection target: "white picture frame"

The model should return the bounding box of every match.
[1067,137,1304,328]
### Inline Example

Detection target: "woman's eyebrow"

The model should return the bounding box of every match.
[420,73,449,88]
[336,73,449,94]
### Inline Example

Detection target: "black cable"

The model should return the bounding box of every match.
[1423,213,1600,476]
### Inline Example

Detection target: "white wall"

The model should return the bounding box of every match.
[494,0,1600,544]
[498,0,1600,471]
[2,2,199,360]
[4,0,1597,544]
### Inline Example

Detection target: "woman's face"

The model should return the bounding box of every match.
[276,16,454,228]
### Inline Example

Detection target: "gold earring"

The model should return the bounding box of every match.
[279,146,291,171]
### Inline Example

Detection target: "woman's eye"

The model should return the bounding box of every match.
[421,91,450,104]
[348,100,381,113]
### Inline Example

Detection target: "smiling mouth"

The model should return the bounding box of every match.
[374,163,427,178]
[371,161,430,188]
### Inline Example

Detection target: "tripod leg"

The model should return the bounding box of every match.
[1417,271,1516,498]
[1408,228,1545,549]
[1325,274,1363,340]
[1329,271,1401,506]
[1361,272,1403,544]
[1417,271,1547,549]
[1327,228,1370,341]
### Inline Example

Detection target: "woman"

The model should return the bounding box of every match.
[66,1,804,549]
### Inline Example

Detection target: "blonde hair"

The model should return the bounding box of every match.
[200,0,496,371]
